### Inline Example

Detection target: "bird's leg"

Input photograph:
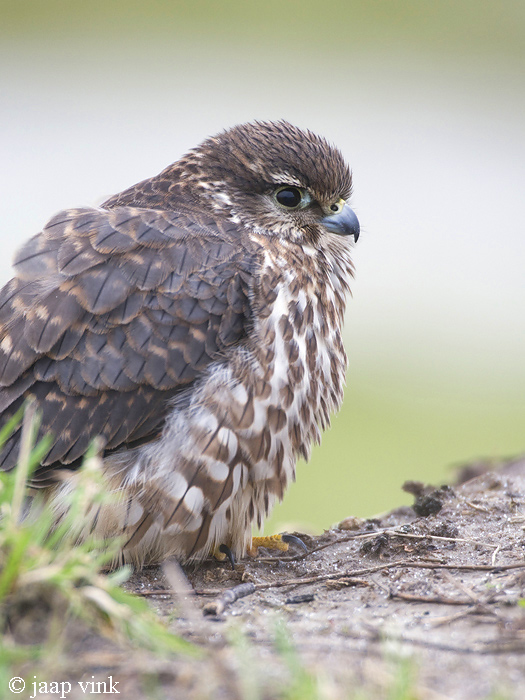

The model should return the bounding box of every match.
[248,533,307,557]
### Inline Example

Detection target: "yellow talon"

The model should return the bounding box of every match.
[248,534,290,557]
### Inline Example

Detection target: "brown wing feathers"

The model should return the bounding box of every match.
[0,206,254,471]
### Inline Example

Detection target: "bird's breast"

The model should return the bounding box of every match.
[249,246,351,473]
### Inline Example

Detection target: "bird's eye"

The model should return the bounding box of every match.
[275,186,304,209]
[330,199,345,214]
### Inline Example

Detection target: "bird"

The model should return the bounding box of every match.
[0,120,360,567]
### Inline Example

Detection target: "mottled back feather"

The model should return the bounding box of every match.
[0,206,256,471]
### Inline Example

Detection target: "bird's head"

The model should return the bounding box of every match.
[177,120,360,245]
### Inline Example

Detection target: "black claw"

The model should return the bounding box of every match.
[282,534,308,554]
[219,544,236,570]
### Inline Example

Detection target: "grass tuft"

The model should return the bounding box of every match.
[0,404,193,677]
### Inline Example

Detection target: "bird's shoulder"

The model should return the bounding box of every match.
[0,204,261,378]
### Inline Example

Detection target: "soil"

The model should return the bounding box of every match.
[10,456,525,699]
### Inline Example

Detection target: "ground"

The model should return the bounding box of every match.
[7,457,525,699]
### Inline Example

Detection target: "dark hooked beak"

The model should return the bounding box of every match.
[322,204,360,241]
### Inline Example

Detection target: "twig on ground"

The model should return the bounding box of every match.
[509,516,525,523]
[491,544,501,566]
[390,591,475,606]
[323,626,525,655]
[202,582,256,616]
[386,530,499,550]
[326,577,372,590]
[429,606,501,628]
[464,500,491,513]
[441,569,479,603]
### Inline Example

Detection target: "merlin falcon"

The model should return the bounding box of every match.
[0,121,360,566]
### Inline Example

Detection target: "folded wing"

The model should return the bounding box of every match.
[0,206,255,472]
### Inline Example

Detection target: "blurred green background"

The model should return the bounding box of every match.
[1,0,524,533]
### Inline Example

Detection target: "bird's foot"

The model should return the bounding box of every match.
[213,543,236,569]
[248,533,307,557]
[213,534,307,567]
